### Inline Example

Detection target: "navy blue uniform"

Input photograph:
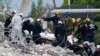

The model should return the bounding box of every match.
[44,16,61,32]
[4,16,12,37]
[83,45,92,56]
[53,23,66,47]
[85,23,98,42]
[75,22,86,42]
[32,21,44,44]
[22,20,33,36]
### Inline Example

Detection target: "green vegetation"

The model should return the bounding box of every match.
[95,22,100,44]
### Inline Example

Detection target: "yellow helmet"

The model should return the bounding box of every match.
[77,18,81,23]
[55,10,60,15]
[72,18,76,23]
[85,18,91,22]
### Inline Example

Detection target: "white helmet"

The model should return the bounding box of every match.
[83,41,90,45]
[36,18,41,21]
[29,17,34,23]
[96,45,100,48]
[19,13,23,16]
[58,21,63,24]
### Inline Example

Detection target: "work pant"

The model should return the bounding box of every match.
[32,34,42,44]
[52,36,66,47]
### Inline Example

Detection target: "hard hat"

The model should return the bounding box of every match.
[29,17,34,23]
[11,10,16,14]
[85,18,91,22]
[58,21,63,24]
[55,11,60,15]
[72,18,76,23]
[96,45,100,48]
[19,13,23,16]
[36,18,41,21]
[83,41,90,45]
[12,10,16,13]
[77,18,81,23]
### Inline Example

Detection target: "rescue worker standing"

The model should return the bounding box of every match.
[4,12,14,37]
[4,11,16,40]
[53,21,66,47]
[22,17,34,36]
[63,14,74,35]
[75,18,86,43]
[32,19,44,44]
[85,18,98,42]
[83,41,92,56]
[44,11,61,32]
[8,11,22,42]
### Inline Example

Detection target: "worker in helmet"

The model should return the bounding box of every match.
[63,14,74,35]
[83,41,92,56]
[74,18,86,43]
[22,17,34,36]
[43,11,61,32]
[4,11,16,40]
[52,21,66,47]
[8,10,23,43]
[32,18,44,44]
[84,18,98,42]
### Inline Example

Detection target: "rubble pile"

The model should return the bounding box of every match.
[0,41,77,56]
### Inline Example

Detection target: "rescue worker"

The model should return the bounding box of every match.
[44,11,61,32]
[63,14,74,35]
[4,11,16,40]
[8,10,22,43]
[22,17,34,36]
[53,21,66,47]
[84,18,98,42]
[83,41,92,56]
[32,18,44,44]
[93,45,100,56]
[71,41,82,54]
[75,18,86,43]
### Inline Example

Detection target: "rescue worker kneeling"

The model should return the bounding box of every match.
[83,41,92,56]
[52,21,66,47]
[32,19,44,44]
[22,17,34,36]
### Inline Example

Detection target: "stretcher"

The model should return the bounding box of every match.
[40,32,56,41]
